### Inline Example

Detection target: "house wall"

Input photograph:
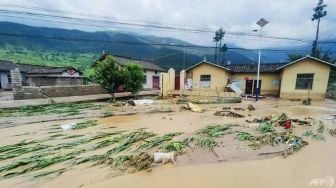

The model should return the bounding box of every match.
[280,59,331,100]
[186,63,229,91]
[143,70,161,90]
[231,73,281,96]
[26,76,83,87]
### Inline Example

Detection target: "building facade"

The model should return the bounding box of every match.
[0,60,83,89]
[185,56,336,100]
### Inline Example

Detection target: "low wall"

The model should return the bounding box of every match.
[27,76,83,86]
[13,84,105,100]
[280,92,325,100]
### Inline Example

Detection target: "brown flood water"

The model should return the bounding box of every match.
[1,99,336,188]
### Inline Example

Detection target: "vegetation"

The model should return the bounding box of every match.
[0,103,102,118]
[93,55,129,94]
[311,0,327,57]
[71,120,98,130]
[124,63,145,94]
[93,55,145,95]
[197,124,232,137]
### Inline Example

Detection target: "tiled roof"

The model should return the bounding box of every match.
[94,54,165,72]
[0,60,80,74]
[0,60,19,71]
[224,63,287,73]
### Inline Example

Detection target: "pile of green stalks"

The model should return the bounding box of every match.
[195,137,217,150]
[0,103,102,118]
[247,131,308,157]
[1,150,84,178]
[159,141,187,153]
[106,130,156,155]
[71,120,98,130]
[111,152,153,173]
[302,121,325,141]
[138,132,183,150]
[259,122,275,134]
[236,132,253,141]
[197,124,233,138]
[0,139,41,153]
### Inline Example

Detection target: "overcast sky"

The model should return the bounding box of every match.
[0,0,335,49]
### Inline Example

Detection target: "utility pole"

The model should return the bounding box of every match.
[255,18,269,102]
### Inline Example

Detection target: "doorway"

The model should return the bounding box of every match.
[152,76,160,89]
[245,80,262,95]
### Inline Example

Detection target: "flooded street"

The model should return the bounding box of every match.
[0,99,335,188]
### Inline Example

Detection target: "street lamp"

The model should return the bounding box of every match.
[255,18,269,101]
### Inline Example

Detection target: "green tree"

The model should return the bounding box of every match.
[217,28,225,64]
[124,62,145,94]
[311,0,327,57]
[213,30,220,63]
[93,55,128,95]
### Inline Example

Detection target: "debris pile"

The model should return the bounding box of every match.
[247,104,255,111]
[181,102,205,113]
[214,110,244,118]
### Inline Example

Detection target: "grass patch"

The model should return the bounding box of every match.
[195,138,217,150]
[259,122,275,134]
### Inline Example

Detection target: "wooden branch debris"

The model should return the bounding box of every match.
[214,110,245,118]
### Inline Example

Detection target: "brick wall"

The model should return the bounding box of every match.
[13,84,106,100]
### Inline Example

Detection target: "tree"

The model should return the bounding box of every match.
[213,30,220,64]
[311,0,327,57]
[217,28,225,64]
[124,62,145,94]
[220,43,228,64]
[93,55,128,95]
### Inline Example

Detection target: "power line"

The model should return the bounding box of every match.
[1,32,334,54]
[1,8,336,44]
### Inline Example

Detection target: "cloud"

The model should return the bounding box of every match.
[0,0,335,49]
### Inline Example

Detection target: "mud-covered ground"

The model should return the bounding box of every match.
[0,98,335,188]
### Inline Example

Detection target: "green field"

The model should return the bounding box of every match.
[0,46,99,72]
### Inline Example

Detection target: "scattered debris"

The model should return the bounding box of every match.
[302,98,311,105]
[292,119,311,126]
[233,107,245,111]
[181,102,205,113]
[328,129,336,137]
[236,132,253,141]
[153,152,176,165]
[127,100,136,106]
[222,107,231,110]
[147,107,174,114]
[323,115,336,120]
[247,104,255,111]
[259,122,275,133]
[214,110,244,118]
[61,120,98,130]
[133,99,155,105]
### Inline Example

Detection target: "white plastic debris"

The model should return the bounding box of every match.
[153,152,176,165]
[323,115,336,120]
[133,99,155,105]
[61,123,75,130]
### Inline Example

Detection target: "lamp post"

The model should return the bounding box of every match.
[255,18,269,101]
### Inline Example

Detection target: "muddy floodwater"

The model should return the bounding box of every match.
[0,98,335,188]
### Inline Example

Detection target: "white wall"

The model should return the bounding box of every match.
[143,70,161,90]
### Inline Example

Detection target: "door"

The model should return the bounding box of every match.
[175,73,180,90]
[245,80,253,94]
[152,76,160,89]
[253,80,262,95]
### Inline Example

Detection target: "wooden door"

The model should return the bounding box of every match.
[175,73,180,90]
[245,80,253,94]
[152,76,160,89]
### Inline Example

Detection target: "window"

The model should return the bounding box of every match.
[295,73,314,90]
[144,75,147,84]
[200,75,211,88]
[154,70,158,74]
[200,75,211,81]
